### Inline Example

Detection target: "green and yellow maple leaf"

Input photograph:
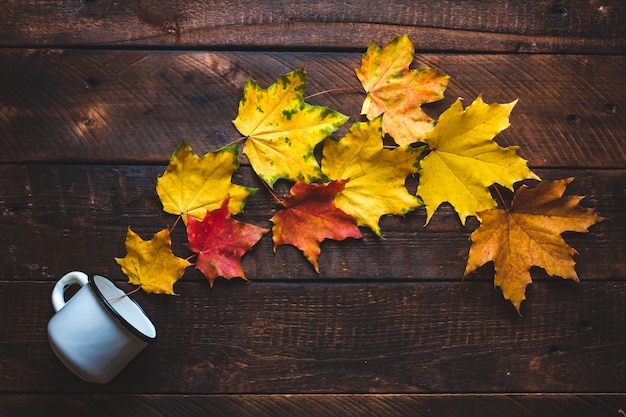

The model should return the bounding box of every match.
[464,178,605,313]
[356,34,449,145]
[233,69,348,187]
[417,96,540,225]
[116,227,191,295]
[156,141,255,222]
[322,116,423,236]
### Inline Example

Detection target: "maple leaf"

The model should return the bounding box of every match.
[464,178,605,313]
[271,179,362,272]
[186,195,269,286]
[232,69,348,187]
[156,141,256,222]
[355,34,449,145]
[321,116,423,236]
[116,227,191,295]
[417,96,540,225]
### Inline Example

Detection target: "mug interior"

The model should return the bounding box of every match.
[90,276,157,342]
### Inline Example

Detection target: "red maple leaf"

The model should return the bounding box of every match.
[186,195,269,286]
[271,179,362,272]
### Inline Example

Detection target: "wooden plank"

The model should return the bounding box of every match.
[1,281,625,393]
[1,166,622,282]
[1,50,624,167]
[1,394,625,417]
[0,1,624,53]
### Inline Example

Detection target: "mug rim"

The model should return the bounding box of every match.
[88,276,157,343]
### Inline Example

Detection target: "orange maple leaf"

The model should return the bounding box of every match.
[464,178,605,313]
[271,179,362,272]
[186,195,269,286]
[356,35,449,145]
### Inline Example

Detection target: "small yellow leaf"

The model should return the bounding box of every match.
[417,96,540,225]
[156,141,255,222]
[356,35,449,145]
[116,227,191,295]
[233,69,348,186]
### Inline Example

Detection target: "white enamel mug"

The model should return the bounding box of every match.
[47,271,157,384]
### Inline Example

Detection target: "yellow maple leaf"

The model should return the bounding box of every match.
[417,96,540,225]
[322,116,423,236]
[156,141,255,222]
[464,178,605,313]
[116,227,191,295]
[232,69,348,187]
[356,35,449,145]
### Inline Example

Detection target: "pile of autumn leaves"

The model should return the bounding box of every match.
[115,35,603,312]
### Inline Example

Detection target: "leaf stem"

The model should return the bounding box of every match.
[217,136,247,151]
[492,185,510,212]
[170,214,183,233]
[107,285,142,302]
[305,87,363,100]
[259,176,283,204]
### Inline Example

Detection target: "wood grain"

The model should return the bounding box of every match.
[1,394,625,417]
[0,0,624,53]
[1,281,625,393]
[1,166,621,282]
[1,50,624,167]
[1,0,624,411]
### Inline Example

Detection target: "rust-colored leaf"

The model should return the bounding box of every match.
[271,179,362,272]
[464,178,605,313]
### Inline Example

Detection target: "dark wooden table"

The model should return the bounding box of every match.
[1,1,625,416]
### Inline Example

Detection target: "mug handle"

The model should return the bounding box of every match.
[52,271,89,312]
